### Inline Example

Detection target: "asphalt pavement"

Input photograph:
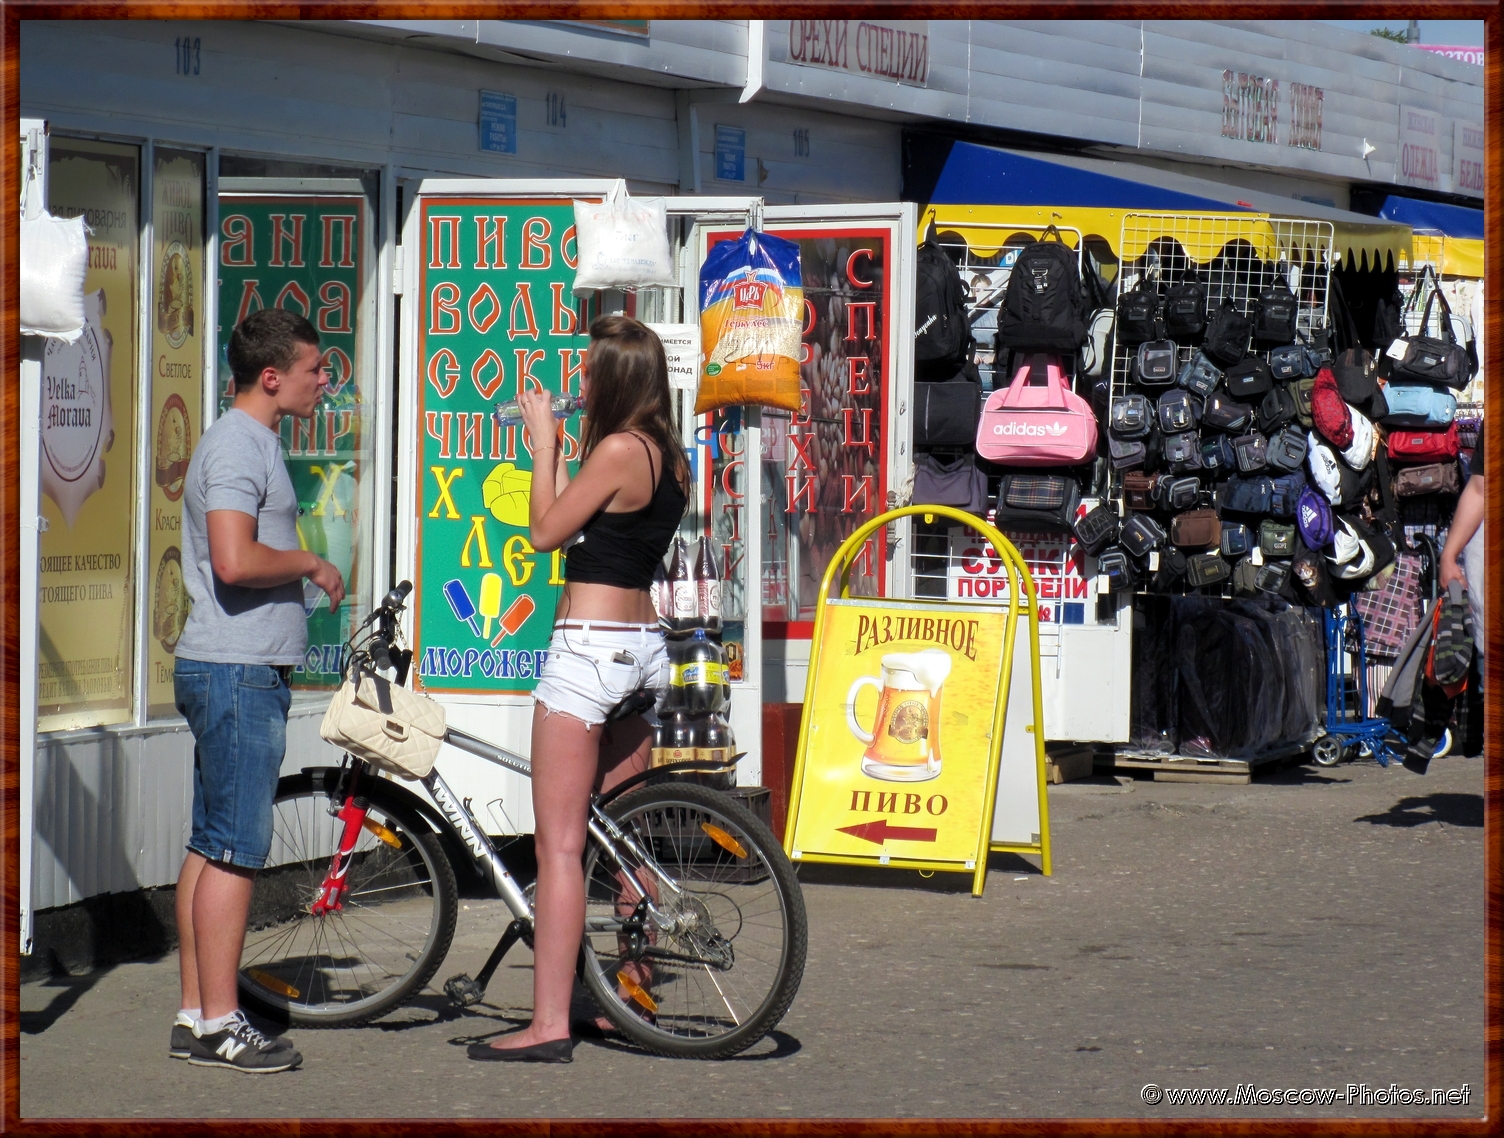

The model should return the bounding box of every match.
[19,752,1485,1121]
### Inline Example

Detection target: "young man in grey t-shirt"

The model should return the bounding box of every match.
[172,309,344,1073]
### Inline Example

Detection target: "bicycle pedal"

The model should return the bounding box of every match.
[444,974,485,1007]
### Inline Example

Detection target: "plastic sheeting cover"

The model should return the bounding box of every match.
[1129,597,1324,760]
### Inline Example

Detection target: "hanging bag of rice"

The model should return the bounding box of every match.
[696,228,803,414]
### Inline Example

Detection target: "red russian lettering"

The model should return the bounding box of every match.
[316,281,351,334]
[428,216,461,268]
[429,282,462,334]
[274,281,311,317]
[846,300,878,341]
[268,214,305,268]
[427,348,460,399]
[509,282,540,339]
[841,474,874,515]
[474,215,508,270]
[514,350,546,392]
[456,412,486,459]
[425,416,454,462]
[471,349,505,400]
[557,348,586,394]
[788,431,817,472]
[220,215,253,266]
[468,283,502,335]
[846,249,875,289]
[846,355,871,395]
[521,217,552,269]
[319,214,357,269]
[786,475,817,514]
[843,407,875,455]
[234,279,264,327]
[550,282,579,335]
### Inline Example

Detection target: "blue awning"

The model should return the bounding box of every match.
[921,141,1247,213]
[1376,194,1484,239]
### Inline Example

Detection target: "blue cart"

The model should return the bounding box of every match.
[1314,606,1402,767]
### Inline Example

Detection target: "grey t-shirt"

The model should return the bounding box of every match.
[176,408,308,666]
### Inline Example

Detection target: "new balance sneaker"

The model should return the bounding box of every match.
[169,1011,197,1060]
[188,1012,302,1073]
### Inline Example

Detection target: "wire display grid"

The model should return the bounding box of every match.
[906,511,1105,662]
[931,221,1086,392]
[1107,214,1335,595]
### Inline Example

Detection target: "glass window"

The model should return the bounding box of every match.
[39,139,141,731]
[759,230,890,624]
[215,184,376,688]
[147,148,205,717]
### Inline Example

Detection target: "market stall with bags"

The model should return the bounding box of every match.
[902,138,1482,780]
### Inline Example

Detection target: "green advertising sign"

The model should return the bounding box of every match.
[415,197,591,694]
[216,194,369,688]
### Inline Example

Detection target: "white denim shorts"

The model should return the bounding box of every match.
[533,621,669,727]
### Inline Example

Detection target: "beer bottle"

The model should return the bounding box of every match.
[694,537,722,636]
[698,712,735,790]
[667,536,697,632]
[666,710,696,765]
[651,559,672,625]
[650,717,670,769]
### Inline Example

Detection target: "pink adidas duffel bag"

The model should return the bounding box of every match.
[976,353,1098,466]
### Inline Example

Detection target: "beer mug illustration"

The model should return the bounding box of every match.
[845,649,952,782]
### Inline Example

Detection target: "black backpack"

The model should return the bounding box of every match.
[914,231,970,374]
[1161,273,1207,343]
[1116,276,1160,346]
[995,227,1086,353]
[1203,296,1252,367]
[1253,274,1299,347]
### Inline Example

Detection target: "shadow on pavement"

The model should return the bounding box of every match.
[1259,762,1355,786]
[795,850,1039,894]
[20,970,109,1035]
[1355,792,1484,828]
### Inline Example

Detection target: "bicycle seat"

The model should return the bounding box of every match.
[605,688,659,723]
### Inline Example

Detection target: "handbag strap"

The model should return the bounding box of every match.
[1373,447,1401,541]
[998,352,1067,409]
[1325,275,1362,354]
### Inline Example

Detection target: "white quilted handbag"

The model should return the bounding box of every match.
[319,672,447,780]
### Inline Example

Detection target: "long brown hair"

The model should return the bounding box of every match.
[579,314,687,492]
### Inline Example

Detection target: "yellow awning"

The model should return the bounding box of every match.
[1409,234,1485,278]
[925,205,1412,274]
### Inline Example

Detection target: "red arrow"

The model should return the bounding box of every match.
[836,819,938,845]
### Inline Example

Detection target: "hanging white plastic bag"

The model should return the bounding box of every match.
[20,154,88,341]
[572,180,676,292]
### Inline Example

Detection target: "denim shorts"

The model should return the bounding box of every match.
[174,658,293,870]
[533,622,669,727]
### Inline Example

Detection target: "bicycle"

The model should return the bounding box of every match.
[236,582,807,1059]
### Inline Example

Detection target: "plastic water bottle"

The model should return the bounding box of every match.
[492,393,585,426]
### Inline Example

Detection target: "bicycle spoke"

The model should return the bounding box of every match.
[241,784,454,1022]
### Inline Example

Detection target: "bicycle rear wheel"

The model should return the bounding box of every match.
[580,782,806,1059]
[238,771,458,1028]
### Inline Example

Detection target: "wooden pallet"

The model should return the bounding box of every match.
[1102,744,1305,785]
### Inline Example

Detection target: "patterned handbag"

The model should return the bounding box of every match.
[1351,552,1425,659]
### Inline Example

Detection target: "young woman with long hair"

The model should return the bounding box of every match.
[468,314,688,1063]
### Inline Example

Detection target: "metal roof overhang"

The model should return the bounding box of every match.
[915,141,1412,269]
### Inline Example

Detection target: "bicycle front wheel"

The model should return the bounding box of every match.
[580,782,807,1059]
[238,771,459,1028]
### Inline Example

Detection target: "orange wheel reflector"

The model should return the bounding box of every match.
[701,822,747,858]
[363,819,403,849]
[617,971,658,1013]
[248,969,301,999]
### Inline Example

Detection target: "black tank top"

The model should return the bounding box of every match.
[564,434,686,589]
